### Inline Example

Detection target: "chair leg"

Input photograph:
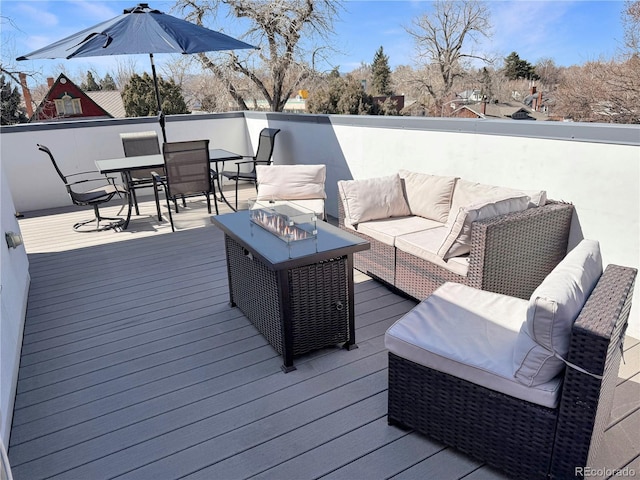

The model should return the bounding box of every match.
[212,190,219,215]
[234,178,239,210]
[165,195,175,232]
[153,183,163,221]
[72,204,124,233]
[131,188,140,216]
[210,178,219,216]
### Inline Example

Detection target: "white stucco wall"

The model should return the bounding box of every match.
[0,158,30,447]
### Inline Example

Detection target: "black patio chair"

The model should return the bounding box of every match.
[38,144,128,232]
[120,131,164,220]
[153,139,218,232]
[219,128,280,210]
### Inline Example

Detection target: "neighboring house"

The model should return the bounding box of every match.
[28,74,113,122]
[522,86,550,114]
[457,89,483,103]
[85,90,126,118]
[450,100,549,121]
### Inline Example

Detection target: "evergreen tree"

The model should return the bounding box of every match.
[1,75,28,125]
[306,71,374,115]
[82,71,101,91]
[371,46,393,96]
[122,73,189,117]
[100,73,117,90]
[503,52,539,80]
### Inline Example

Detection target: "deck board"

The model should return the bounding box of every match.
[8,193,639,480]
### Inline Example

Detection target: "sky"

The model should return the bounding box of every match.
[0,0,629,83]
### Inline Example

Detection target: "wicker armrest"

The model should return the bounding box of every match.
[467,201,574,299]
[550,264,637,478]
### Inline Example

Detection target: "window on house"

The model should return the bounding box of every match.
[54,93,82,116]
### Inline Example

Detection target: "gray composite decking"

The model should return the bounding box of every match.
[8,190,640,480]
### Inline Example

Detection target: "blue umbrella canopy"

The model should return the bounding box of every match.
[16,3,255,60]
[17,3,256,141]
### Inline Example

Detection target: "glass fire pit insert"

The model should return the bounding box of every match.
[248,198,318,246]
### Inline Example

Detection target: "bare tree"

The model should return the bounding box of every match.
[622,0,640,54]
[555,59,640,123]
[112,57,140,91]
[176,0,342,112]
[406,0,492,115]
[535,58,562,87]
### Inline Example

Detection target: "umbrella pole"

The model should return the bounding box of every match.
[149,53,167,143]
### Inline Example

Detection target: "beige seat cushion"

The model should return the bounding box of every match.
[395,227,470,276]
[398,170,457,223]
[513,239,603,386]
[357,216,443,246]
[256,165,326,200]
[385,282,562,408]
[338,174,410,226]
[439,195,530,259]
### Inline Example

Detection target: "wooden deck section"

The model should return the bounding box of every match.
[8,189,640,480]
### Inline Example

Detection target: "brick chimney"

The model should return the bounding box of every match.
[480,96,487,115]
[19,73,34,118]
[47,77,55,88]
[537,91,543,112]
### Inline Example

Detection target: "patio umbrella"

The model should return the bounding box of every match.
[17,2,256,142]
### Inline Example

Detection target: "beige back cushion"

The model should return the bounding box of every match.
[256,165,326,201]
[338,174,411,226]
[398,170,457,223]
[450,179,547,217]
[438,195,530,259]
[513,239,603,386]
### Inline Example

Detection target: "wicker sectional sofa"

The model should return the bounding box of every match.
[337,170,574,300]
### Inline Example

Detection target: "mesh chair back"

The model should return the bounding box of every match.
[120,131,163,179]
[254,128,281,164]
[163,140,212,198]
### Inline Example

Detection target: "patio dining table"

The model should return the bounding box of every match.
[96,148,242,229]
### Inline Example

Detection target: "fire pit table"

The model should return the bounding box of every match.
[212,204,370,372]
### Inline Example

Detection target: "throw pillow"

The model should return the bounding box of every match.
[338,174,411,225]
[256,165,326,200]
[437,195,530,259]
[398,170,457,223]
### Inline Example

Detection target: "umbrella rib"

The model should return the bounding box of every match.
[69,32,112,52]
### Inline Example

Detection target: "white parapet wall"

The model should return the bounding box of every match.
[1,112,639,338]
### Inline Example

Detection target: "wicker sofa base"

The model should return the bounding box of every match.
[388,352,557,479]
[225,235,350,359]
[339,197,574,300]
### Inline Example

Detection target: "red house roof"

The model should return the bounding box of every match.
[32,73,112,122]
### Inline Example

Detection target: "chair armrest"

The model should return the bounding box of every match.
[67,177,118,187]
[150,171,164,184]
[66,170,104,177]
[551,264,637,478]
[467,201,574,299]
[234,159,257,166]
